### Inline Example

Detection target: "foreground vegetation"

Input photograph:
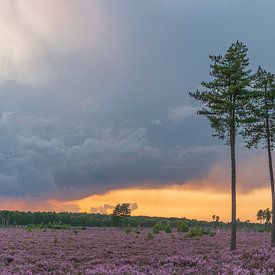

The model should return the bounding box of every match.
[0,227,274,273]
[0,210,269,232]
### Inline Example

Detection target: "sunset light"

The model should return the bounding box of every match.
[0,1,274,273]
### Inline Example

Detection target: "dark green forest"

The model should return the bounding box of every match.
[0,210,266,231]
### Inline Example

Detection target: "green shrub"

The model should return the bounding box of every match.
[159,221,170,231]
[153,223,161,234]
[25,224,33,232]
[186,227,216,238]
[200,228,216,236]
[187,227,203,238]
[165,225,172,233]
[36,223,44,229]
[153,222,172,233]
[47,222,70,229]
[177,222,189,233]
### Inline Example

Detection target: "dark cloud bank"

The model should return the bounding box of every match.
[0,1,274,199]
[0,112,223,199]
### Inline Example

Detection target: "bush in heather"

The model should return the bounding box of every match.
[25,224,33,232]
[200,228,216,236]
[153,223,161,234]
[165,225,172,233]
[47,222,70,229]
[177,221,189,233]
[153,221,172,234]
[0,227,274,273]
[159,221,170,231]
[257,228,266,233]
[187,227,203,238]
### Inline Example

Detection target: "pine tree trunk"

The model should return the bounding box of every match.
[266,119,275,246]
[230,113,237,251]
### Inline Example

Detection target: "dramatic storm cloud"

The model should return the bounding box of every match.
[0,112,224,198]
[0,0,274,199]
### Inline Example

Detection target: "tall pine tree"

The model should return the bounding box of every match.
[190,41,251,250]
[242,66,275,246]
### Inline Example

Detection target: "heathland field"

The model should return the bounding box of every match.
[0,227,274,274]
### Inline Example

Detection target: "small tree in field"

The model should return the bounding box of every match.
[263,208,272,231]
[212,215,220,228]
[111,203,131,227]
[257,209,264,224]
[190,41,251,250]
[242,67,275,246]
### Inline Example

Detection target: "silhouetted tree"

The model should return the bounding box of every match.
[263,208,272,231]
[257,209,264,224]
[212,215,220,228]
[190,41,251,250]
[242,67,275,246]
[111,203,131,227]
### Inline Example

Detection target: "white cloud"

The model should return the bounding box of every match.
[90,202,138,214]
[168,105,198,123]
[90,204,115,214]
[0,0,110,85]
[129,202,138,212]
[77,100,100,109]
[148,120,163,125]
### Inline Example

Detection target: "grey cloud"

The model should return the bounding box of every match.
[0,1,274,199]
[184,149,274,195]
[0,112,223,199]
[148,120,163,126]
[168,105,198,123]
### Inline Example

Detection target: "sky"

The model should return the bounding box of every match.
[0,0,274,221]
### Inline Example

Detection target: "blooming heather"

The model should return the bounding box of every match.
[0,228,274,274]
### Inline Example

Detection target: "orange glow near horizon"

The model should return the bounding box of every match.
[71,186,271,222]
[0,186,271,222]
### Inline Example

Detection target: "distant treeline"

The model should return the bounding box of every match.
[0,210,265,230]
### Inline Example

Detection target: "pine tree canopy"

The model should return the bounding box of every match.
[241,66,275,149]
[190,41,251,143]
